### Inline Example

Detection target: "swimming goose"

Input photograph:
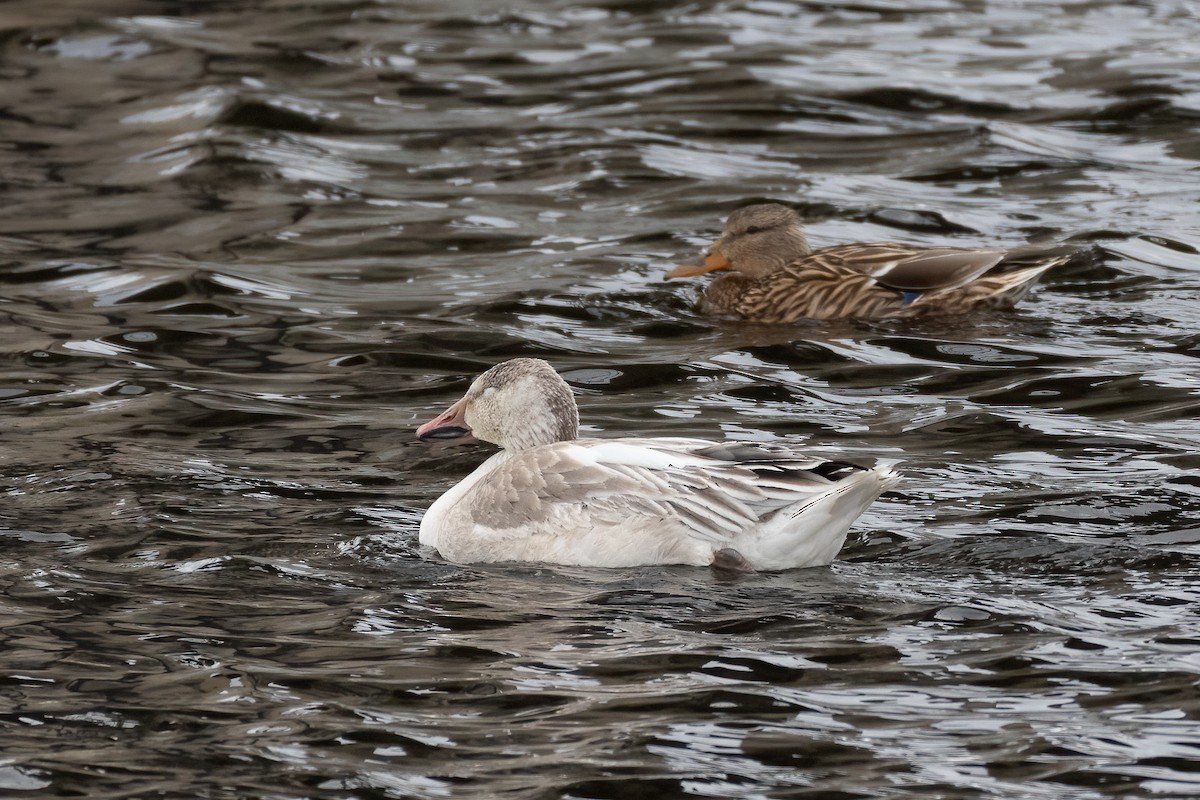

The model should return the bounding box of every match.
[666,203,1074,321]
[416,358,898,571]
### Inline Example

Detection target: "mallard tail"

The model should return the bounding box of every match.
[963,246,1075,308]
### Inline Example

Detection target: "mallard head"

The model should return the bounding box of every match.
[666,203,812,281]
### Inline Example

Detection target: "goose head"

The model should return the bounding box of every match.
[666,203,811,281]
[416,358,579,451]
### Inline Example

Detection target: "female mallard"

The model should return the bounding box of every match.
[666,203,1074,322]
[416,358,898,571]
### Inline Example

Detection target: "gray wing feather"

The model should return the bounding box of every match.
[870,248,1006,290]
[466,438,862,546]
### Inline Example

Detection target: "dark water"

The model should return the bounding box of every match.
[3,0,1200,797]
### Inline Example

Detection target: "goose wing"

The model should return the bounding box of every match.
[464,437,864,545]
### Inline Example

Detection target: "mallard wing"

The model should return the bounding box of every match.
[800,243,1008,291]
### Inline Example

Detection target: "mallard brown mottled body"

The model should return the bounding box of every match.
[667,204,1074,322]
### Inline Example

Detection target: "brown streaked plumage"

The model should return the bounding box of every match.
[666,203,1075,322]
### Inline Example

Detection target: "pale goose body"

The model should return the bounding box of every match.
[416,358,899,571]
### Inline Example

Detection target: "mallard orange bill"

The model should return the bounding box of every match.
[665,248,731,279]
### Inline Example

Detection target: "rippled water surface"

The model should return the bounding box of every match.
[3,0,1200,797]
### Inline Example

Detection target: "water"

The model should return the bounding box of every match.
[2,0,1200,797]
